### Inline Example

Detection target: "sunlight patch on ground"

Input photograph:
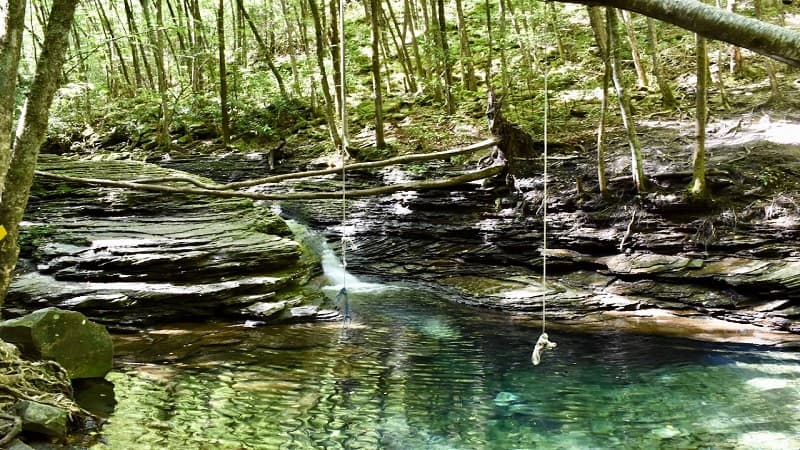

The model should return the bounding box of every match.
[707,114,800,148]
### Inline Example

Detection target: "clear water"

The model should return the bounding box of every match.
[98,283,800,450]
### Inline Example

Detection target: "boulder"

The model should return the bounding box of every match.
[15,400,68,437]
[0,308,112,379]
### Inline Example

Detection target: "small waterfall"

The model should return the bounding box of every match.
[287,220,387,294]
[319,242,364,289]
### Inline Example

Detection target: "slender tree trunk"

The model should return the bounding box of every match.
[507,0,536,93]
[116,0,143,88]
[97,0,133,92]
[0,0,80,306]
[690,33,709,201]
[154,0,172,149]
[93,1,120,96]
[365,0,386,147]
[237,0,288,97]
[645,17,677,108]
[727,0,743,74]
[548,3,568,61]
[426,0,442,101]
[307,0,341,146]
[588,6,610,198]
[607,7,647,193]
[498,0,510,93]
[384,1,417,92]
[218,0,230,147]
[754,0,781,101]
[713,0,730,110]
[621,10,648,87]
[298,1,318,111]
[404,0,425,82]
[454,0,476,91]
[0,0,26,201]
[588,6,608,56]
[330,0,344,117]
[597,53,611,199]
[279,0,302,97]
[188,0,205,92]
[437,0,455,114]
[485,0,493,89]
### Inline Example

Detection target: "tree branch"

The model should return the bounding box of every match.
[555,0,800,66]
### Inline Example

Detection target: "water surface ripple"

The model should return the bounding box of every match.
[103,286,800,449]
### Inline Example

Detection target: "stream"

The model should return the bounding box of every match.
[95,230,800,449]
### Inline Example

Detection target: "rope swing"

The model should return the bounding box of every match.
[532,3,557,366]
[335,0,351,326]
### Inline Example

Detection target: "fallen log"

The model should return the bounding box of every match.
[126,137,500,190]
[35,162,506,201]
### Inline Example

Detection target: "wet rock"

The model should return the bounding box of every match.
[9,156,320,327]
[0,308,112,379]
[5,439,35,450]
[15,400,68,437]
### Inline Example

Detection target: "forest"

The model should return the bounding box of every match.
[1,0,800,448]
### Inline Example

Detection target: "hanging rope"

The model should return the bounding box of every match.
[336,0,351,325]
[532,2,557,366]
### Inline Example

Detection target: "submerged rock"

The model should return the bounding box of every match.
[0,307,112,379]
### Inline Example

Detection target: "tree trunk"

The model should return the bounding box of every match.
[403,0,425,82]
[607,7,648,193]
[0,0,80,307]
[365,0,386,148]
[437,0,455,114]
[187,0,205,92]
[587,6,608,56]
[588,6,610,198]
[496,0,509,92]
[237,0,288,97]
[95,0,132,92]
[645,17,677,108]
[556,0,800,66]
[620,10,648,87]
[118,0,144,88]
[0,0,26,200]
[307,0,341,147]
[330,0,344,117]
[690,33,710,201]
[727,0,743,74]
[217,0,230,148]
[155,0,172,150]
[279,0,302,97]
[384,1,417,92]
[754,0,781,101]
[548,3,568,61]
[454,0,476,91]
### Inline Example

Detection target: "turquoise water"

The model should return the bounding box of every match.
[97,284,800,449]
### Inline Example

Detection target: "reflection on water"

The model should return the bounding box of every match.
[101,287,800,449]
